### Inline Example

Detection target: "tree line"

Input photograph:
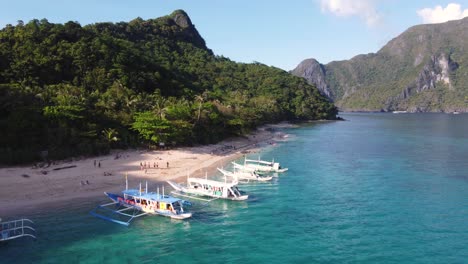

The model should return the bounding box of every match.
[0,11,337,164]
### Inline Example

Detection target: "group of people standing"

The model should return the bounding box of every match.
[140,160,169,173]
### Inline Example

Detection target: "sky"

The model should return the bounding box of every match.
[1,0,467,71]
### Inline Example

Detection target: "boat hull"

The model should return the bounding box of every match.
[167,181,248,201]
[232,195,249,201]
[104,192,191,219]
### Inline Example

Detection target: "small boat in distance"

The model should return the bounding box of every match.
[452,111,460,114]
[392,110,408,114]
[90,176,192,226]
[0,218,36,241]
[167,175,248,202]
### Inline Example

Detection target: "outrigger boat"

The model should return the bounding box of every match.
[217,167,272,182]
[167,175,248,202]
[0,218,36,241]
[90,176,192,226]
[235,157,288,173]
[232,161,261,174]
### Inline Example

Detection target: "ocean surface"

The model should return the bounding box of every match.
[2,113,468,263]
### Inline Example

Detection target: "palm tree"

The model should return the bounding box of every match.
[195,94,204,123]
[101,128,119,145]
[194,90,208,125]
[153,96,168,120]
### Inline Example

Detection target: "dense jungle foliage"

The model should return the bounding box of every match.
[0,10,337,164]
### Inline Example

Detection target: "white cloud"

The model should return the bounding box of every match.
[320,0,381,27]
[417,3,468,24]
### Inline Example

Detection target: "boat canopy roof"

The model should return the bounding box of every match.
[188,177,237,187]
[123,189,181,203]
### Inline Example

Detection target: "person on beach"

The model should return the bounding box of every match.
[153,162,156,168]
[167,162,169,168]
[94,160,96,167]
[98,162,101,168]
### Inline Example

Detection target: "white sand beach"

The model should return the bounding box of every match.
[0,125,288,216]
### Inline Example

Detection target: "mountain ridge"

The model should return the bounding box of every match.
[292,17,468,112]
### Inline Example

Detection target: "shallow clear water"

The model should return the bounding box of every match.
[2,113,468,263]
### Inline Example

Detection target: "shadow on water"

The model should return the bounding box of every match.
[0,198,126,263]
[0,194,241,263]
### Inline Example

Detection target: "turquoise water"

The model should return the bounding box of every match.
[2,113,468,263]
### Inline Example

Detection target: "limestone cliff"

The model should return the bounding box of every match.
[290,59,333,100]
[292,17,468,112]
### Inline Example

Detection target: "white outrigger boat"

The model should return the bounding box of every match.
[217,167,272,182]
[90,177,192,226]
[167,175,248,202]
[0,218,36,241]
[235,157,288,173]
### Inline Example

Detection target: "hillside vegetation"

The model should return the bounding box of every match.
[0,10,336,164]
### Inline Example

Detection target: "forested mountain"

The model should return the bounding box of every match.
[0,10,336,164]
[292,17,468,112]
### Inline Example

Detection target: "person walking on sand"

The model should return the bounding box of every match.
[98,162,101,168]
[167,162,169,168]
[94,160,96,167]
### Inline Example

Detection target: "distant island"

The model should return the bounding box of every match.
[292,17,468,113]
[0,10,337,164]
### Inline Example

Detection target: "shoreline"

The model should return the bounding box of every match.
[0,124,290,216]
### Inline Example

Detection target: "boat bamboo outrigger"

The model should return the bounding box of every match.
[217,167,272,182]
[90,174,192,226]
[167,173,248,202]
[236,156,288,173]
[0,218,36,241]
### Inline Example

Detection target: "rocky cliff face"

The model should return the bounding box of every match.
[292,17,468,112]
[399,53,458,100]
[166,10,212,54]
[290,59,333,100]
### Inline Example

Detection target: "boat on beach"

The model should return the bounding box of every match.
[0,218,36,241]
[167,175,248,202]
[90,177,192,226]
